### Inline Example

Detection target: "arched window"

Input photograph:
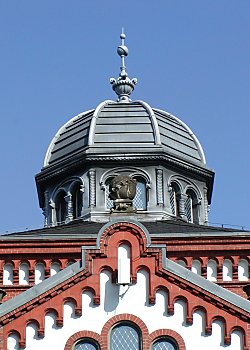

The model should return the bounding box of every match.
[3,263,14,285]
[177,260,186,268]
[7,332,20,350]
[207,259,217,281]
[191,260,202,275]
[19,263,29,285]
[222,259,233,281]
[133,177,147,210]
[74,339,99,350]
[111,323,141,350]
[55,191,66,223]
[105,176,147,211]
[169,183,180,217]
[153,338,178,350]
[71,182,83,219]
[118,244,131,284]
[185,189,199,224]
[50,262,60,276]
[238,259,249,281]
[35,263,45,284]
[105,177,114,209]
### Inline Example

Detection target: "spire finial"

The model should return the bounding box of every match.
[110,30,137,102]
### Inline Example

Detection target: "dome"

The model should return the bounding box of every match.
[36,32,214,227]
[44,100,205,167]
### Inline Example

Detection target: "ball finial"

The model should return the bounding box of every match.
[110,31,138,102]
[117,45,128,57]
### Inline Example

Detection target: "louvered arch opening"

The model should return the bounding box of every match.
[169,182,181,217]
[55,190,67,223]
[185,189,199,224]
[71,182,83,219]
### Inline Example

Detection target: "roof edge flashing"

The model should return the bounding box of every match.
[43,109,94,167]
[154,108,206,164]
[88,100,115,146]
[135,100,161,146]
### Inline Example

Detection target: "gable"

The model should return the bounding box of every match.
[1,220,249,350]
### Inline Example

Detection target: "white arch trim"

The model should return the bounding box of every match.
[88,100,114,146]
[51,176,84,202]
[168,174,202,199]
[100,167,151,190]
[43,109,94,167]
[135,100,161,146]
[154,108,206,164]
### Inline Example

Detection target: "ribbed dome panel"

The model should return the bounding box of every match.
[48,111,94,165]
[93,102,155,147]
[154,109,203,163]
[44,100,205,167]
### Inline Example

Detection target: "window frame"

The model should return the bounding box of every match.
[152,337,178,350]
[105,176,148,211]
[71,181,83,219]
[110,322,142,350]
[74,338,100,350]
[54,190,67,223]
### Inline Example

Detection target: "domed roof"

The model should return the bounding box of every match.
[43,32,206,170]
[44,99,206,167]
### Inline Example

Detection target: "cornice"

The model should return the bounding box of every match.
[36,151,214,203]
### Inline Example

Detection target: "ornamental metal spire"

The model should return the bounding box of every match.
[110,30,137,102]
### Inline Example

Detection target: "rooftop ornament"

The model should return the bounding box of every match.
[110,30,137,102]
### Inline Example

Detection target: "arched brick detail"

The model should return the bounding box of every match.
[101,314,149,350]
[99,222,149,254]
[230,326,246,349]
[64,330,101,350]
[148,329,186,350]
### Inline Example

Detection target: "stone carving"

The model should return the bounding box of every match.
[109,175,137,213]
[156,168,163,205]
[89,169,96,208]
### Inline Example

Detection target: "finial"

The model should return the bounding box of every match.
[110,30,137,102]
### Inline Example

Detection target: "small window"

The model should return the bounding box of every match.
[3,263,14,285]
[185,189,199,224]
[105,176,147,211]
[185,194,193,222]
[153,338,178,350]
[111,323,141,350]
[169,183,180,216]
[105,177,114,209]
[55,191,66,223]
[133,177,147,210]
[74,339,99,350]
[72,182,83,219]
[118,244,131,284]
[19,263,29,285]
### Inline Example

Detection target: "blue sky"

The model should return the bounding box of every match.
[0,1,249,233]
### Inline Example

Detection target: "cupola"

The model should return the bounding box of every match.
[36,32,214,226]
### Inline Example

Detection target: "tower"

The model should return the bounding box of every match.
[0,33,249,350]
[36,32,214,226]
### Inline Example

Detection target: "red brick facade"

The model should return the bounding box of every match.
[0,222,249,349]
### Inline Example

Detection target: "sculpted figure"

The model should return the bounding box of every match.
[109,175,136,212]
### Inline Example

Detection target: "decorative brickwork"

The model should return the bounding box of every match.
[148,329,186,350]
[64,315,186,350]
[0,222,250,349]
[64,331,101,350]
